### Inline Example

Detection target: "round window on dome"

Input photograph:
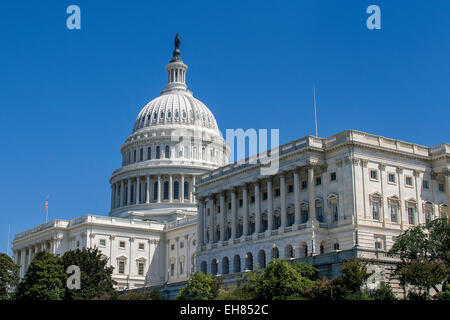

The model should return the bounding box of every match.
[190,111,193,119]
[183,110,187,118]
[160,112,164,119]
[175,111,179,118]
[168,111,172,119]
[153,113,157,120]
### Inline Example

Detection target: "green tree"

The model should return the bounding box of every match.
[0,253,20,300]
[388,217,450,297]
[62,248,116,300]
[250,259,313,299]
[15,251,66,300]
[340,258,373,294]
[176,271,219,300]
[117,289,163,300]
[368,281,396,300]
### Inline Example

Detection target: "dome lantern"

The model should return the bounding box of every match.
[163,33,188,93]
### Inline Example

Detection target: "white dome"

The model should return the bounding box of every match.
[132,91,219,134]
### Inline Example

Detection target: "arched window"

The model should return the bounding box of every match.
[245,252,253,271]
[156,146,160,159]
[222,257,229,275]
[153,182,158,201]
[184,181,189,199]
[200,261,207,274]
[165,145,170,159]
[211,259,218,275]
[133,150,136,163]
[163,181,169,200]
[233,255,241,273]
[147,147,151,160]
[271,247,279,259]
[285,245,294,259]
[257,250,266,269]
[140,148,143,161]
[174,181,179,200]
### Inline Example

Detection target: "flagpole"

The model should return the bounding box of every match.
[313,85,318,137]
[7,224,10,256]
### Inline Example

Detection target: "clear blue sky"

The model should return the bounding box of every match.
[1,1,449,254]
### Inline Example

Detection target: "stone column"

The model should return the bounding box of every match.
[220,192,225,241]
[209,197,215,242]
[157,175,161,203]
[181,175,185,203]
[231,188,237,240]
[397,167,405,229]
[280,173,287,229]
[197,198,204,246]
[192,176,196,202]
[146,175,150,204]
[111,184,115,209]
[267,178,273,232]
[120,180,124,207]
[294,169,301,225]
[136,176,141,204]
[115,182,119,208]
[242,185,248,237]
[446,172,450,215]
[308,166,316,222]
[169,175,173,203]
[190,175,194,203]
[20,248,26,278]
[414,170,422,225]
[127,178,131,206]
[255,181,261,235]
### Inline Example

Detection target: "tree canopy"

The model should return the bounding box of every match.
[15,251,66,300]
[0,253,20,300]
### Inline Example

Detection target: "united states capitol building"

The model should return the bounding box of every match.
[11,36,450,294]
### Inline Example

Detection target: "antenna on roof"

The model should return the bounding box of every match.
[313,85,318,137]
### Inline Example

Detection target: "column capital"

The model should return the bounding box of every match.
[379,163,386,171]
[396,166,404,174]
[360,159,368,167]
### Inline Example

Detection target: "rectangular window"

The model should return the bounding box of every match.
[217,205,220,213]
[134,150,137,162]
[372,201,379,220]
[405,176,413,187]
[251,196,255,203]
[140,148,143,161]
[170,263,175,276]
[99,239,106,247]
[171,244,175,251]
[330,172,336,181]
[138,243,145,250]
[180,262,184,275]
[76,240,80,248]
[263,192,268,200]
[370,170,378,180]
[408,207,415,225]
[439,184,445,192]
[333,205,339,222]
[275,188,280,197]
[423,180,429,189]
[118,261,125,274]
[375,242,382,250]
[316,206,323,222]
[301,181,307,189]
[119,241,126,249]
[239,199,243,207]
[390,205,398,222]
[315,177,321,186]
[148,147,151,160]
[425,210,432,224]
[288,185,293,193]
[388,173,396,183]
[138,262,144,275]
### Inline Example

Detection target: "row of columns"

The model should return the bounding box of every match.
[14,239,57,278]
[111,174,196,210]
[197,165,318,246]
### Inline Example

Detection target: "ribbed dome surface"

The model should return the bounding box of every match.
[132,91,219,133]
